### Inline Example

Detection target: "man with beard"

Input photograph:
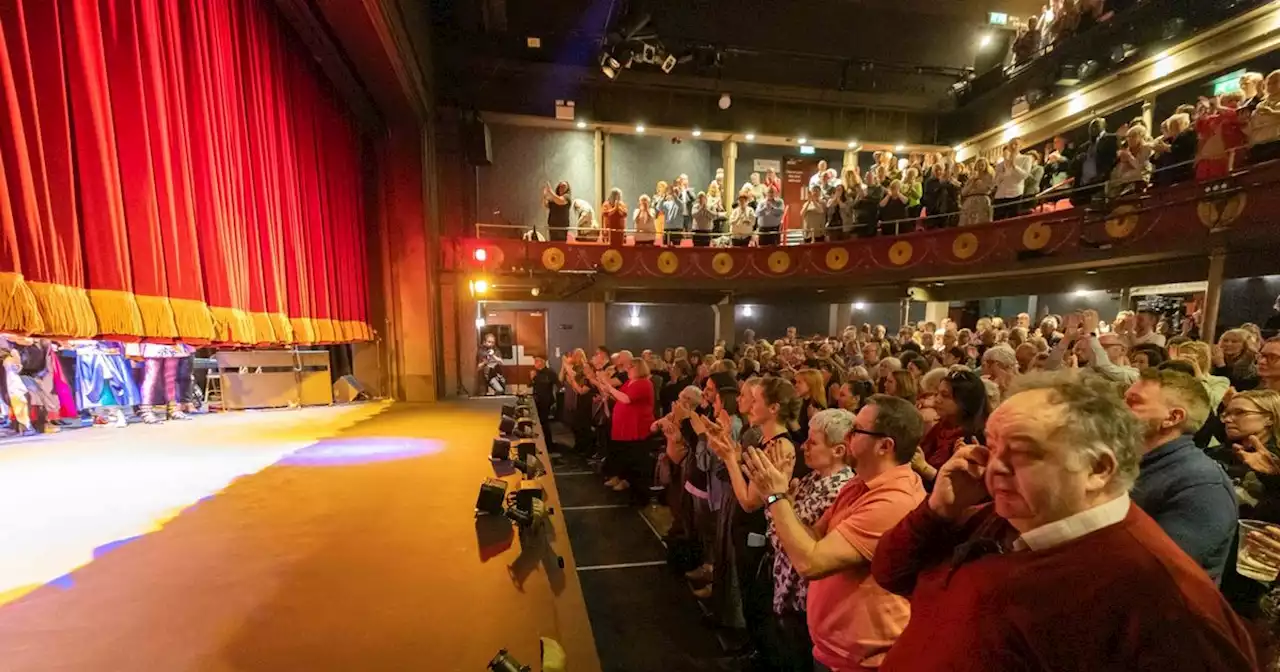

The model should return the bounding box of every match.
[1124,368,1237,582]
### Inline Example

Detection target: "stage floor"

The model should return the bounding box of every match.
[0,400,601,672]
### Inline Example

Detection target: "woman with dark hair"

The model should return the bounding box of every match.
[542,181,572,242]
[909,369,988,486]
[1129,343,1167,371]
[883,369,918,404]
[663,359,695,417]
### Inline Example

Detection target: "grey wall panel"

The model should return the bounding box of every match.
[480,301,591,361]
[608,134,719,210]
[478,125,596,237]
[607,303,717,354]
[731,144,852,196]
[1220,276,1280,332]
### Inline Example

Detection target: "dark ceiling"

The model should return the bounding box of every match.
[429,0,1045,132]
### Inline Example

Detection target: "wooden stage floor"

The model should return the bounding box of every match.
[0,399,600,672]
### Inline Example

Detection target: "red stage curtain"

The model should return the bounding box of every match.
[0,0,370,344]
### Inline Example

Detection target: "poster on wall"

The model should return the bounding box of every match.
[753,159,781,173]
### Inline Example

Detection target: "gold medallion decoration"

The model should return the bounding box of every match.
[1197,193,1248,230]
[711,252,734,275]
[600,249,624,273]
[767,250,791,274]
[1022,222,1051,250]
[1104,205,1139,239]
[825,247,849,271]
[541,247,565,271]
[888,241,913,266]
[951,233,979,260]
[656,250,679,274]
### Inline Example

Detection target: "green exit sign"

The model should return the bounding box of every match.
[989,12,1009,25]
[1211,69,1245,96]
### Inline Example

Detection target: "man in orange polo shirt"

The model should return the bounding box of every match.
[744,395,926,670]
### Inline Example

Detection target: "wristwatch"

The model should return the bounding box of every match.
[765,493,788,508]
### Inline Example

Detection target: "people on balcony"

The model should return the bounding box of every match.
[757,186,785,246]
[1011,16,1042,66]
[692,192,717,247]
[571,198,599,242]
[878,180,910,236]
[802,185,829,244]
[855,170,884,238]
[903,168,924,220]
[959,158,995,226]
[748,172,765,204]
[828,183,855,242]
[634,194,656,246]
[542,181,572,242]
[1153,113,1197,187]
[1248,71,1280,163]
[994,140,1034,220]
[1108,123,1154,197]
[1196,92,1249,181]
[808,160,830,189]
[658,186,683,246]
[602,188,628,247]
[730,189,756,247]
[764,167,783,197]
[1071,117,1120,205]
[706,181,727,232]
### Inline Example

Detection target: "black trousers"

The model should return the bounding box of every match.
[768,610,816,672]
[732,237,751,247]
[993,196,1022,220]
[758,229,780,246]
[548,225,569,242]
[692,232,712,247]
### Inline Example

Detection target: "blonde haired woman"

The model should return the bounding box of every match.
[601,187,627,246]
[654,180,669,241]
[959,157,994,226]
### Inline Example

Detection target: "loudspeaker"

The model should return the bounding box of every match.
[499,415,517,435]
[491,437,512,461]
[502,404,517,417]
[515,481,544,512]
[476,478,508,515]
[464,118,492,166]
[332,374,367,403]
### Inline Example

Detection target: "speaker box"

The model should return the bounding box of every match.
[491,437,512,461]
[516,417,534,435]
[475,478,508,515]
[332,374,367,403]
[499,415,517,435]
[515,481,544,512]
[464,119,492,166]
[502,404,517,417]
[512,438,538,462]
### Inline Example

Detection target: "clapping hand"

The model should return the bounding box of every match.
[1080,309,1100,336]
[1235,436,1280,475]
[928,443,991,521]
[742,446,795,498]
[1212,344,1226,368]
[1245,524,1280,566]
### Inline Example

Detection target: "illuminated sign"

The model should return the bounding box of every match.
[1211,69,1246,96]
[799,145,816,155]
[988,12,1009,25]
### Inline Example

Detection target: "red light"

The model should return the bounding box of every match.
[473,248,488,263]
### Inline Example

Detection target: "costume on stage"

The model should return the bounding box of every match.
[1,345,33,435]
[128,343,194,423]
[69,340,140,428]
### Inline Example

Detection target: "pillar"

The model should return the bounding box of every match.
[843,149,859,176]
[714,298,737,348]
[1026,295,1039,319]
[594,129,605,208]
[587,300,608,349]
[1201,249,1227,343]
[722,141,738,197]
[899,298,911,329]
[830,303,852,335]
[1142,95,1156,135]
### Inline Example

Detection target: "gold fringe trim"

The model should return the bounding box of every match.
[290,317,316,345]
[26,281,95,337]
[170,297,215,342]
[0,271,45,334]
[250,311,277,344]
[210,306,256,345]
[314,318,338,344]
[87,288,144,336]
[134,294,179,339]
[269,312,294,344]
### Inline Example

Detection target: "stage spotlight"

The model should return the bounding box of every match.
[853,301,866,310]
[576,121,586,129]
[489,639,566,672]
[476,478,508,515]
[473,248,488,263]
[661,54,676,73]
[499,415,517,436]
[894,144,904,152]
[847,140,858,148]
[635,124,646,133]
[600,52,623,80]
[719,93,731,109]
[979,34,993,49]
[797,137,807,145]
[530,286,541,296]
[512,452,546,479]
[692,128,702,137]
[491,436,512,461]
[488,649,530,672]
[744,133,755,141]
[471,278,490,295]
[1109,43,1138,64]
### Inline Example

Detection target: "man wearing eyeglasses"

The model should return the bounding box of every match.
[1124,368,1237,583]
[1259,337,1280,392]
[868,372,1255,671]
[742,395,925,670]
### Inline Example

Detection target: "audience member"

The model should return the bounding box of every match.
[958,158,994,226]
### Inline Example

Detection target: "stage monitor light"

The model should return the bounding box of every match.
[1077,59,1099,80]
[515,481,545,513]
[488,649,531,672]
[1110,43,1137,64]
[499,415,517,435]
[476,478,508,515]
[513,437,537,462]
[502,403,516,416]
[491,436,512,461]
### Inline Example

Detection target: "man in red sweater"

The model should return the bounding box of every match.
[871,371,1258,671]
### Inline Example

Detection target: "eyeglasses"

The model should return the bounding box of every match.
[851,427,890,439]
[1221,409,1267,421]
[1260,353,1280,364]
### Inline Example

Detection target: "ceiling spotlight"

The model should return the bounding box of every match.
[745,133,756,141]
[576,121,587,129]
[797,137,808,144]
[979,34,993,49]
[692,128,702,137]
[530,287,541,296]
[635,124,645,133]
[600,52,624,80]
[742,305,753,317]
[847,140,857,148]
[853,302,866,310]
[894,144,904,152]
[1074,288,1091,297]
[475,317,486,329]
[719,93,732,109]
[952,145,963,153]
[1085,270,1098,276]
